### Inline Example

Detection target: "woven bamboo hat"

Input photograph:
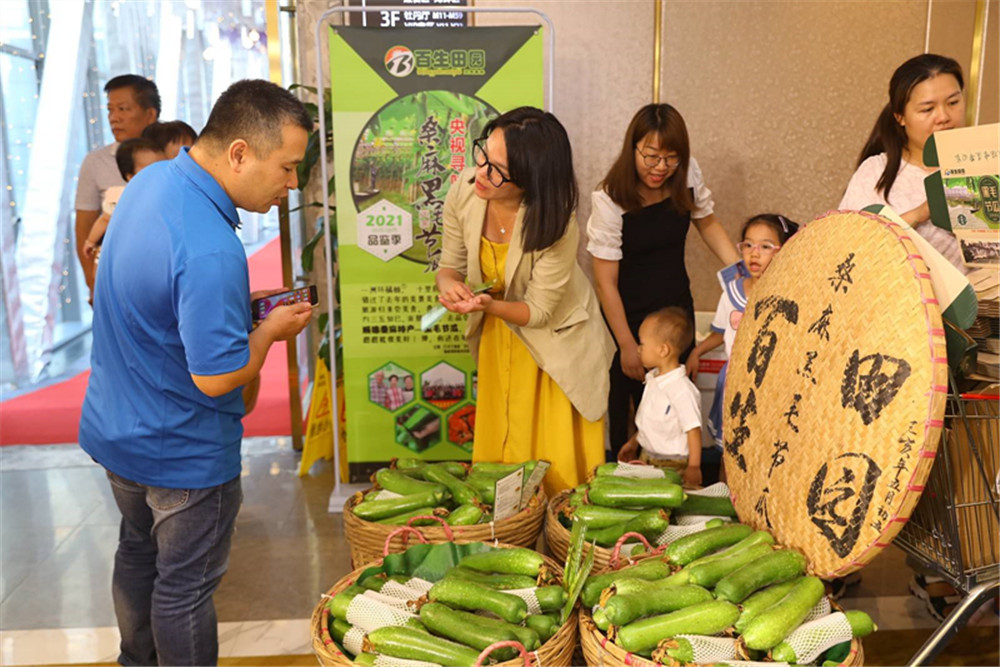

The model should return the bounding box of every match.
[723,210,948,578]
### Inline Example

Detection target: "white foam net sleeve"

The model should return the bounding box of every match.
[342,627,366,656]
[361,590,413,611]
[372,655,442,667]
[686,482,730,497]
[719,662,789,667]
[612,463,666,479]
[379,581,427,601]
[374,489,403,500]
[675,635,740,663]
[503,587,542,614]
[674,514,733,526]
[345,595,417,633]
[802,596,832,623]
[781,611,854,665]
[403,577,434,594]
[656,521,715,546]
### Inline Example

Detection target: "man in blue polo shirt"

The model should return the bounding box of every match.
[80,80,313,666]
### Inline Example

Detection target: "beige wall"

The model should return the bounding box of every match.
[928,0,999,126]
[295,0,988,311]
[474,0,656,277]
[661,0,929,309]
[476,1,656,209]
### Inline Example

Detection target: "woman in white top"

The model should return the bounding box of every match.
[839,53,969,273]
[587,104,739,461]
[840,54,972,610]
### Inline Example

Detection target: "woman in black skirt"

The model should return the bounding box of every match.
[587,103,738,462]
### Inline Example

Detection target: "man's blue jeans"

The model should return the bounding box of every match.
[106,469,242,666]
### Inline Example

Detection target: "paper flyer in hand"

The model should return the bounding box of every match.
[924,123,1000,233]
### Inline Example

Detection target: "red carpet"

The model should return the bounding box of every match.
[0,237,299,445]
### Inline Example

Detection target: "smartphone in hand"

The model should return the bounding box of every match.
[251,285,318,322]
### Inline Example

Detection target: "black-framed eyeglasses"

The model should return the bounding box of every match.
[635,147,681,169]
[473,138,513,188]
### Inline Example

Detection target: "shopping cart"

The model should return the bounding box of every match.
[893,375,999,666]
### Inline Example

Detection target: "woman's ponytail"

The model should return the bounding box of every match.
[857,103,907,199]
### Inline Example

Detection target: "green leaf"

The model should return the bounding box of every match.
[566,519,584,588]
[426,89,477,115]
[297,130,321,191]
[289,83,318,96]
[301,219,326,274]
[288,202,324,213]
[562,534,594,625]
[333,326,344,376]
[317,334,330,371]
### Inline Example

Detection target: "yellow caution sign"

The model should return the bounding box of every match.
[299,356,334,477]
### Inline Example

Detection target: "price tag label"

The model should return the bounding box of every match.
[520,460,550,508]
[492,469,523,522]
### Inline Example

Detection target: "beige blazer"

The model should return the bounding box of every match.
[439,171,615,422]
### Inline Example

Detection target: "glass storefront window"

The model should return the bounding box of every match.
[1,0,274,392]
[1,52,41,243]
[0,1,35,52]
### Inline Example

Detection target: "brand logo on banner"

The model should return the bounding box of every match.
[339,26,535,96]
[384,45,487,78]
[384,45,415,77]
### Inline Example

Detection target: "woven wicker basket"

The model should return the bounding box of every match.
[577,607,863,667]
[344,489,547,565]
[546,483,714,575]
[343,488,547,567]
[311,539,577,666]
[545,489,626,573]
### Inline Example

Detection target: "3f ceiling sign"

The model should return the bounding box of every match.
[352,0,469,29]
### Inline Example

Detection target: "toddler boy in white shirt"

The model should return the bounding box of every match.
[618,306,703,487]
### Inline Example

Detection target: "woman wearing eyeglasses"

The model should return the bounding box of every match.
[435,107,615,494]
[587,104,739,462]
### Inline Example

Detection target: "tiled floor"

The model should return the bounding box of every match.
[1,439,997,666]
[1,439,347,628]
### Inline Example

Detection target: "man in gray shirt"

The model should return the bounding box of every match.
[75,75,160,300]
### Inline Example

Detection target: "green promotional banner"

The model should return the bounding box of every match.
[329,26,543,481]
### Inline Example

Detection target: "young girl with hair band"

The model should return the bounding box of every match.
[686,213,799,468]
[587,104,739,464]
[839,53,969,274]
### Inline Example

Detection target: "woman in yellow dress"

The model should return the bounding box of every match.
[435,107,616,495]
